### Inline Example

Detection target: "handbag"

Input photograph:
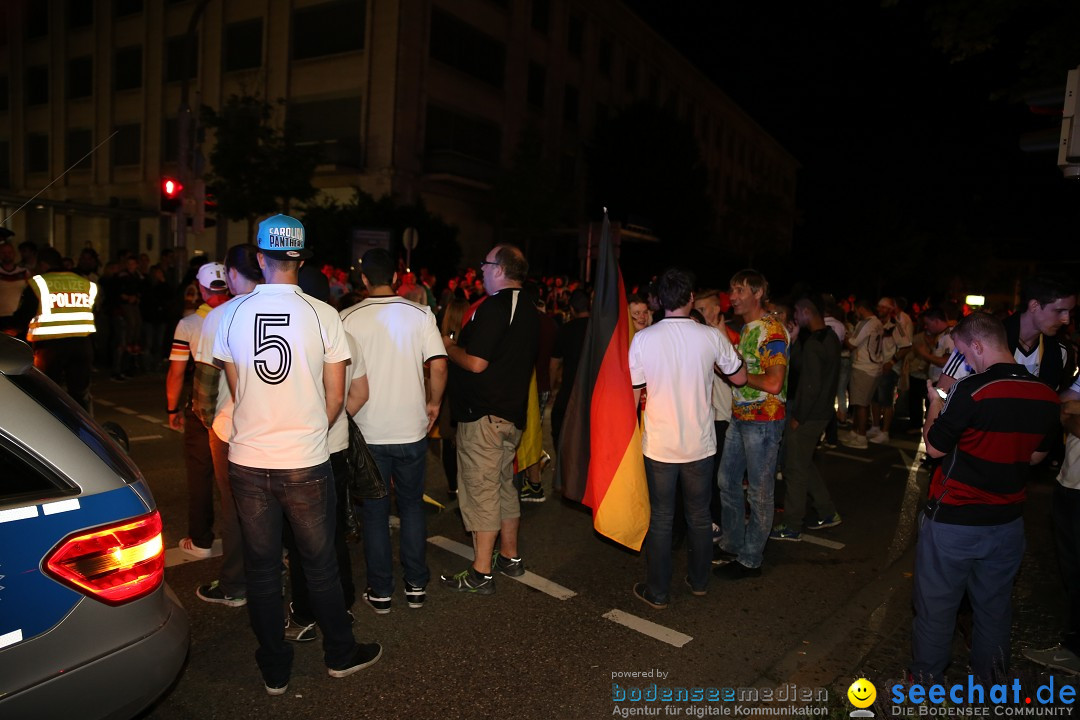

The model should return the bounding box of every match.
[346,417,388,500]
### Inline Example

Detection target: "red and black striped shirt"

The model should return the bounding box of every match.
[927,363,1060,525]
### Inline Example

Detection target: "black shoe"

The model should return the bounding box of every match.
[404,582,426,609]
[713,562,762,580]
[684,576,706,597]
[327,643,383,678]
[492,551,525,577]
[633,582,669,609]
[363,589,391,614]
[712,546,738,566]
[439,566,495,595]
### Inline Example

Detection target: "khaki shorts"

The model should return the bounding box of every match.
[456,415,523,532]
[849,369,879,407]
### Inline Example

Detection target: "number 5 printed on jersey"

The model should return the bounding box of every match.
[254,314,292,384]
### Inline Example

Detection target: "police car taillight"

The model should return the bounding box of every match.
[44,511,165,605]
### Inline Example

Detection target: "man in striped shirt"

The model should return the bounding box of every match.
[912,312,1060,681]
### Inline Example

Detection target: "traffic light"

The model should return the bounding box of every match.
[160,177,183,213]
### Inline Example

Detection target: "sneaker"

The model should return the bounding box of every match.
[328,643,384,678]
[178,537,213,559]
[196,580,246,607]
[684,576,706,597]
[867,426,883,439]
[769,525,802,542]
[520,480,546,503]
[712,546,738,566]
[868,431,890,445]
[711,522,722,544]
[712,562,762,580]
[840,432,868,449]
[284,603,317,642]
[363,589,392,614]
[264,681,289,696]
[492,551,525,577]
[1022,645,1080,675]
[404,582,426,609]
[633,582,669,609]
[806,513,842,530]
[439,567,495,595]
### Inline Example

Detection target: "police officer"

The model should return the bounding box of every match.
[16,245,97,410]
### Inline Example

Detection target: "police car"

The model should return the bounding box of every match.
[0,335,189,718]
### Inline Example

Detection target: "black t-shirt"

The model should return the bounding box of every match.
[449,288,539,428]
[552,316,590,410]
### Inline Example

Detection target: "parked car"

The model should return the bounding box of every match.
[0,335,189,719]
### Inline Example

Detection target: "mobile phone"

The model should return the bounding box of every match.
[935,387,947,400]
[448,330,456,341]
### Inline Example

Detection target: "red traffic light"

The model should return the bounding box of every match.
[162,177,183,197]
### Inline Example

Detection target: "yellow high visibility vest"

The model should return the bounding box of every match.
[27,272,98,341]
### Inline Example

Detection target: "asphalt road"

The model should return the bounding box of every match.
[84,370,1074,720]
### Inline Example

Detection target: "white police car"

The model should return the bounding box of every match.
[0,335,189,718]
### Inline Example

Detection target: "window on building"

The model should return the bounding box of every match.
[224,19,263,72]
[567,14,583,58]
[288,96,363,167]
[112,124,141,167]
[27,133,49,173]
[531,0,550,35]
[165,36,199,82]
[115,46,143,90]
[425,104,501,165]
[429,8,505,90]
[563,85,579,127]
[26,3,49,39]
[115,0,144,16]
[26,66,48,106]
[163,118,178,163]
[625,57,638,94]
[293,0,366,60]
[597,37,612,77]
[66,129,93,170]
[527,62,545,110]
[68,56,93,99]
[68,0,94,28]
[0,142,9,188]
[0,76,8,112]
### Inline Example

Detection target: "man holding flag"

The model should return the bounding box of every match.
[629,268,747,608]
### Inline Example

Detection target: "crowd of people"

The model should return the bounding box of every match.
[8,216,1080,689]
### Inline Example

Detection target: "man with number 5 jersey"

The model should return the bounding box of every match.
[213,214,382,695]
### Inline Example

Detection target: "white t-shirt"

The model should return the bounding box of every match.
[339,296,447,445]
[195,298,236,442]
[824,316,846,345]
[629,317,743,463]
[712,374,732,423]
[1059,376,1080,490]
[327,334,366,454]
[927,329,955,383]
[850,315,885,375]
[942,338,1068,383]
[213,283,351,469]
[170,309,205,363]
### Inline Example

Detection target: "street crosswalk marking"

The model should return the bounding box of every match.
[116,406,137,415]
[603,609,693,648]
[129,434,163,442]
[800,535,845,550]
[138,414,163,424]
[823,450,873,464]
[427,535,577,600]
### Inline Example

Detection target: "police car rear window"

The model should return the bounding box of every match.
[9,372,144,487]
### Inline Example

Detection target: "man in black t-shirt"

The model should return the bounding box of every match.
[440,245,539,595]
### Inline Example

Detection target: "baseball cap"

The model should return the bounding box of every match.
[256,214,312,260]
[196,262,228,291]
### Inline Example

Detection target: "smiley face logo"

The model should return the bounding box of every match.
[847,678,876,709]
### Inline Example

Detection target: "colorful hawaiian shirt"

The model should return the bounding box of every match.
[732,313,789,421]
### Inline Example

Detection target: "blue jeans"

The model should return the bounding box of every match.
[362,438,430,596]
[644,456,714,602]
[911,516,1025,681]
[229,460,356,686]
[718,419,785,569]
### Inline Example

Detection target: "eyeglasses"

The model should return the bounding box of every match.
[479,260,499,268]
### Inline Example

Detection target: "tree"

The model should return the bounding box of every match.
[201,95,320,238]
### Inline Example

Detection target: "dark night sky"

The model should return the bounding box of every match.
[620,0,1080,299]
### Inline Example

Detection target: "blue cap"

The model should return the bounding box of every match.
[257,214,312,260]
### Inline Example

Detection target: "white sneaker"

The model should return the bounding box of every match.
[866,427,883,439]
[840,433,868,449]
[868,432,890,444]
[178,537,213,559]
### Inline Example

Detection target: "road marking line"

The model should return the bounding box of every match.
[138,414,163,424]
[116,406,137,415]
[428,535,577,600]
[824,451,873,464]
[96,399,115,406]
[129,434,164,442]
[42,499,80,515]
[800,535,845,550]
[603,609,693,648]
[164,538,223,567]
[889,438,921,451]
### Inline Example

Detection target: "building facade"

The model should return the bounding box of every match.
[0,0,798,268]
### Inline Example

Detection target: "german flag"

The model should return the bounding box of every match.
[556,216,649,551]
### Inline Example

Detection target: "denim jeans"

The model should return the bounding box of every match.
[363,438,430,596]
[644,456,714,602]
[718,418,785,569]
[911,516,1024,681]
[229,460,356,686]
